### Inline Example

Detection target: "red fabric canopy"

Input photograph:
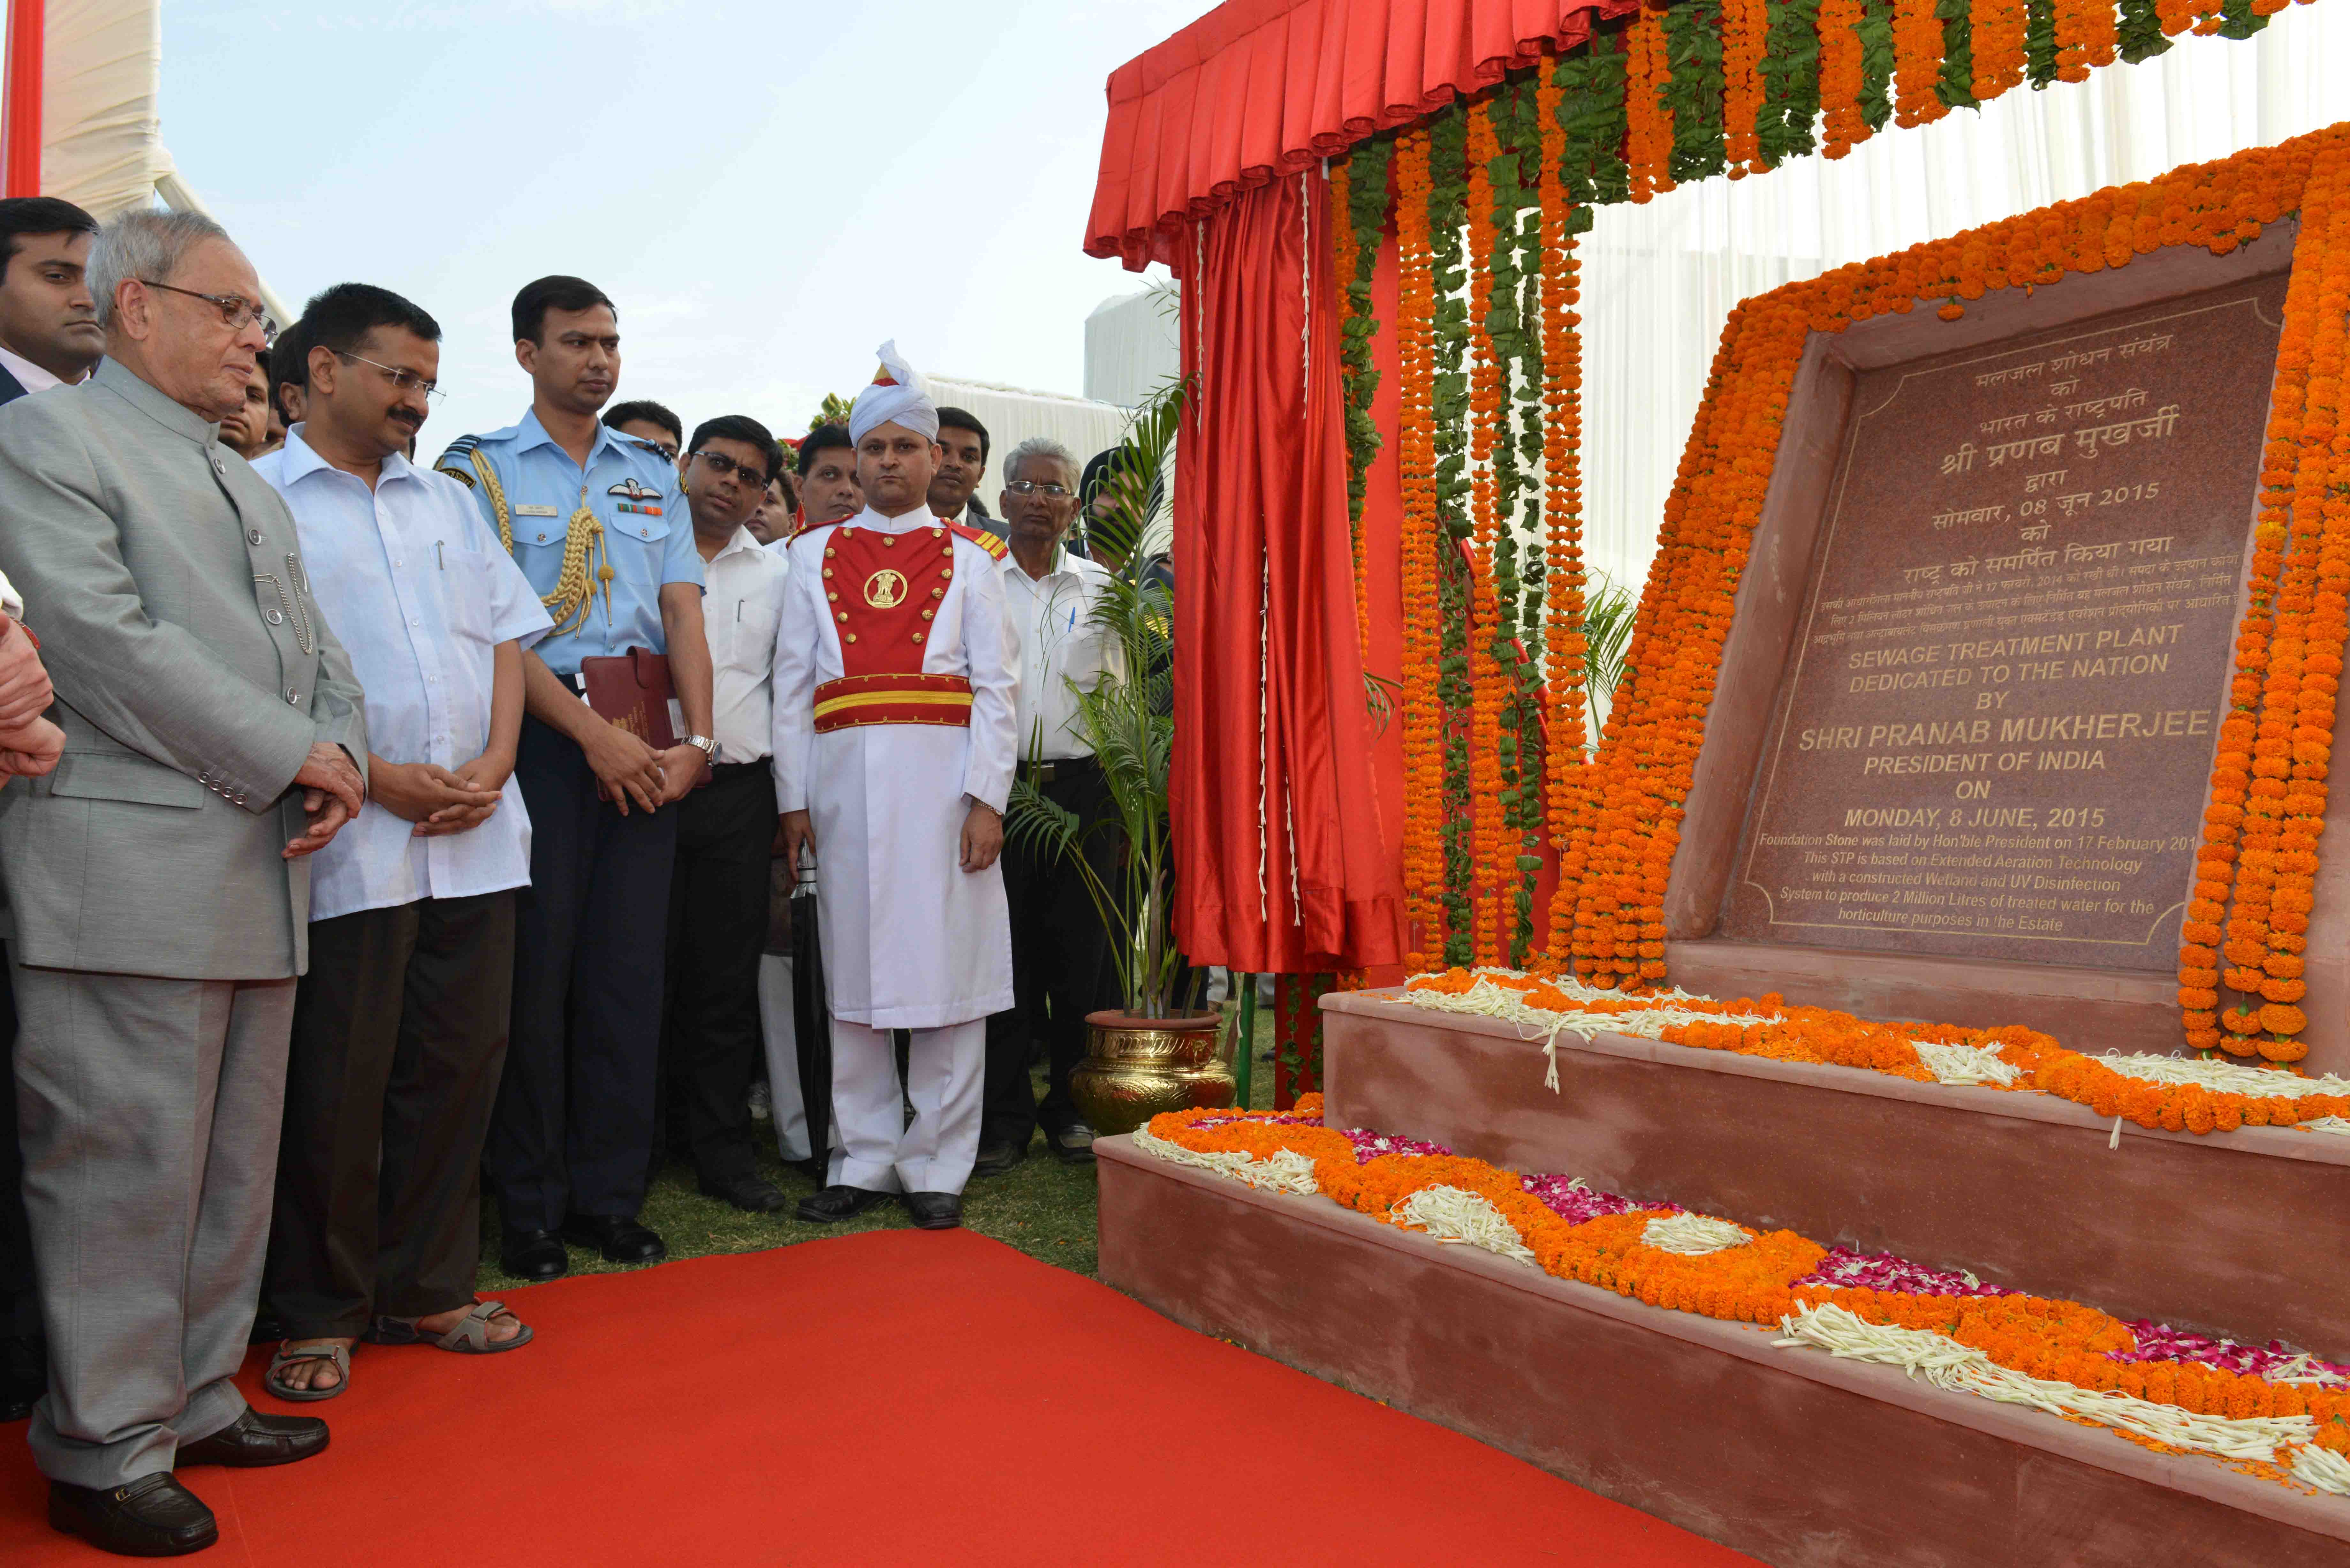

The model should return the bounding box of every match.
[1086,0,1634,268]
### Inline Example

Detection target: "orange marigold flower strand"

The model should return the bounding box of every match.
[1394,129,1444,971]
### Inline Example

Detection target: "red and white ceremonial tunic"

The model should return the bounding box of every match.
[771,506,1017,1029]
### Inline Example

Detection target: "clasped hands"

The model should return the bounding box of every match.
[579,718,706,815]
[0,614,61,782]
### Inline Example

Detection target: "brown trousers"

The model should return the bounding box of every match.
[265,891,515,1339]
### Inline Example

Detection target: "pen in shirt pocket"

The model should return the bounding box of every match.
[435,540,445,570]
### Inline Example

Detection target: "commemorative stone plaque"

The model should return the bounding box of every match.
[1720,275,2287,971]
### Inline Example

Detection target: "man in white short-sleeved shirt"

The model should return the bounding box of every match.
[656,413,793,1213]
[252,283,550,1399]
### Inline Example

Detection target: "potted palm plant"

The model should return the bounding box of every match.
[1003,379,1233,1134]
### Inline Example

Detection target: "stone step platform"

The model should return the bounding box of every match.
[1097,1135,2350,1568]
[1320,991,2350,1363]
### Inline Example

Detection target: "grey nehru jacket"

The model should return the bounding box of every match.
[0,356,367,980]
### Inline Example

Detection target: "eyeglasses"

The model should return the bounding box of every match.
[690,450,766,484]
[139,280,277,345]
[336,351,444,402]
[1006,479,1071,498]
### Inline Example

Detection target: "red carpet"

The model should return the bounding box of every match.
[0,1231,1755,1565]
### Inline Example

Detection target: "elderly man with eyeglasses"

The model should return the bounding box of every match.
[0,210,368,1556]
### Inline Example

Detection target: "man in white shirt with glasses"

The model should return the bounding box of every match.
[656,414,793,1213]
[976,437,1124,1176]
[253,283,549,1402]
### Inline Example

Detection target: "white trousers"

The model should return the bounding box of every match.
[830,1017,984,1195]
[755,954,812,1162]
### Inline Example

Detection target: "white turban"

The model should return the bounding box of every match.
[847,339,939,445]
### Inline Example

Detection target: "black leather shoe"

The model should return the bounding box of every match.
[499,1227,568,1280]
[903,1191,963,1230]
[971,1141,1026,1179]
[49,1474,218,1556]
[1049,1121,1098,1165]
[698,1173,790,1214]
[796,1184,894,1223]
[175,1408,329,1468]
[559,1214,667,1263]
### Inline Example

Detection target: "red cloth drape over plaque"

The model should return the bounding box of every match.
[1172,171,1404,973]
[1084,0,1634,268]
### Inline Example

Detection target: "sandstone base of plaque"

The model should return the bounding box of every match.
[1098,1130,2350,1568]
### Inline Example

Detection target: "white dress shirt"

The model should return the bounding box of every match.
[0,344,75,396]
[254,427,554,922]
[686,524,789,764]
[998,541,1124,762]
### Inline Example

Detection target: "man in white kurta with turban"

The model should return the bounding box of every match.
[773,342,1016,1229]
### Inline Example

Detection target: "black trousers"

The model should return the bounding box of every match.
[983,759,1116,1149]
[265,892,515,1338]
[488,716,678,1233]
[657,762,777,1185]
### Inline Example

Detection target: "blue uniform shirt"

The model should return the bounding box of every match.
[436,408,702,677]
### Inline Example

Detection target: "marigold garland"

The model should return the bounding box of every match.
[2053,0,2121,76]
[1466,101,1510,969]
[1969,0,2030,95]
[1537,66,1591,960]
[2187,140,2349,1062]
[1142,1098,2350,1477]
[1819,0,1872,157]
[1624,6,1678,201]
[1892,0,1952,124]
[1722,0,1770,174]
[1395,130,1444,971]
[1403,968,2350,1130]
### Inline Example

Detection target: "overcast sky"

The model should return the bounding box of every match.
[159,0,1214,453]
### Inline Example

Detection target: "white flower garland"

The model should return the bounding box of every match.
[1776,1302,2346,1492]
[1393,971,2350,1133]
[1640,1212,1754,1255]
[1130,1125,2350,1498]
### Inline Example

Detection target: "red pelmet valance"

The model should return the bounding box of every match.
[1085,0,1637,269]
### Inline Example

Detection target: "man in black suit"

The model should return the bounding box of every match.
[0,194,102,1424]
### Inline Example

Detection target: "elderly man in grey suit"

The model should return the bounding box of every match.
[0,210,368,1559]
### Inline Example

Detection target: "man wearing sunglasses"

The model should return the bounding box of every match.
[654,416,792,1211]
[251,282,549,1404]
[0,209,368,1556]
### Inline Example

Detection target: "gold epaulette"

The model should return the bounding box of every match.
[946,519,1008,560]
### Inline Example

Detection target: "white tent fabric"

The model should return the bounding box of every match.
[1084,284,1180,408]
[1579,6,2350,595]
[19,0,292,325]
[37,0,165,221]
[928,373,1132,511]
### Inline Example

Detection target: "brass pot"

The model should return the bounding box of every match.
[1070,1009,1236,1136]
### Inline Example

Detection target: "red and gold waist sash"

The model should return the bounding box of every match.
[813,673,973,733]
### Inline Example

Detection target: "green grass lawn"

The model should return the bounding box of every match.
[473,1034,1280,1295]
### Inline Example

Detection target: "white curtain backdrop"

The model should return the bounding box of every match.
[1579,5,2350,593]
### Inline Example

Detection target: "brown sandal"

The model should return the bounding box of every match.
[263,1341,352,1402]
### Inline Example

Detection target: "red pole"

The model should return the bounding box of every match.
[2,0,43,198]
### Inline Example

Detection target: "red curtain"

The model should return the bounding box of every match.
[1087,0,1635,268]
[1172,171,1404,974]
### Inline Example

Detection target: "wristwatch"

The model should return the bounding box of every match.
[684,735,717,765]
